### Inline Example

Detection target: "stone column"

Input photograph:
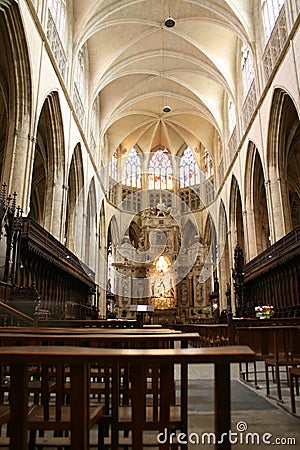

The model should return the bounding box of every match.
[266,168,291,242]
[2,126,33,214]
[44,179,65,241]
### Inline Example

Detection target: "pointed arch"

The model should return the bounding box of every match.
[122,147,142,188]
[0,0,32,207]
[182,219,199,249]
[253,151,270,253]
[108,215,120,250]
[29,92,65,239]
[267,89,300,237]
[244,142,270,257]
[179,146,200,187]
[203,214,215,301]
[86,177,97,269]
[65,143,84,254]
[129,220,140,249]
[148,149,173,190]
[218,200,230,309]
[229,175,245,253]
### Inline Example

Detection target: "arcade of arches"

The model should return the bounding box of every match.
[0,0,300,323]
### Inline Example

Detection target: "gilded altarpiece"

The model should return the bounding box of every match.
[112,205,209,323]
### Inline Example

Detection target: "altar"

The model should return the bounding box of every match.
[110,203,208,323]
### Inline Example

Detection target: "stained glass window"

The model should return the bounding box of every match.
[122,147,141,188]
[204,149,214,179]
[74,48,85,97]
[228,97,236,136]
[179,146,200,188]
[110,151,117,180]
[48,0,66,41]
[261,0,285,39]
[241,44,255,98]
[148,149,173,190]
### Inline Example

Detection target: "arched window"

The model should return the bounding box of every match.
[74,48,85,97]
[90,101,97,137]
[228,97,236,136]
[179,146,200,188]
[261,0,285,39]
[90,101,98,153]
[122,147,141,188]
[204,149,214,179]
[241,44,255,98]
[110,151,118,180]
[48,0,66,41]
[148,149,173,190]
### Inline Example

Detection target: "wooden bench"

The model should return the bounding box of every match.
[263,327,300,401]
[234,325,300,392]
[0,345,256,450]
[177,324,229,347]
[0,331,199,349]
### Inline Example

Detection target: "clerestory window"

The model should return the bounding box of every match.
[148,149,173,190]
[179,146,200,188]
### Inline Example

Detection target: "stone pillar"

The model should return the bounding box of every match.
[44,180,65,241]
[245,208,258,260]
[266,169,291,242]
[2,127,33,214]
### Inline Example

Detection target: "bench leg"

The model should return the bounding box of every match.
[295,374,299,396]
[254,361,258,387]
[215,363,231,450]
[265,364,270,396]
[290,373,296,414]
[275,364,282,402]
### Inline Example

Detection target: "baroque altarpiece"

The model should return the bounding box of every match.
[111,203,210,323]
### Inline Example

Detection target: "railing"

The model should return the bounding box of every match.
[0,300,34,326]
[46,9,67,80]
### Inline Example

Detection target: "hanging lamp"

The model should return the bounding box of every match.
[163,101,171,113]
[165,3,175,28]
[165,15,175,27]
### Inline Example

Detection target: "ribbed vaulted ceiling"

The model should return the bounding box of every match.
[73,0,255,159]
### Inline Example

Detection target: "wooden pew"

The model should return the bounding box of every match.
[0,345,255,450]
[0,331,199,349]
[264,326,300,401]
[234,325,300,391]
[186,324,229,347]
[0,326,182,335]
[0,331,200,428]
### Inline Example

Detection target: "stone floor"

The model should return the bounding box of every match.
[180,361,300,449]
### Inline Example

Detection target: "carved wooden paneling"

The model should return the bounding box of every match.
[244,226,300,311]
